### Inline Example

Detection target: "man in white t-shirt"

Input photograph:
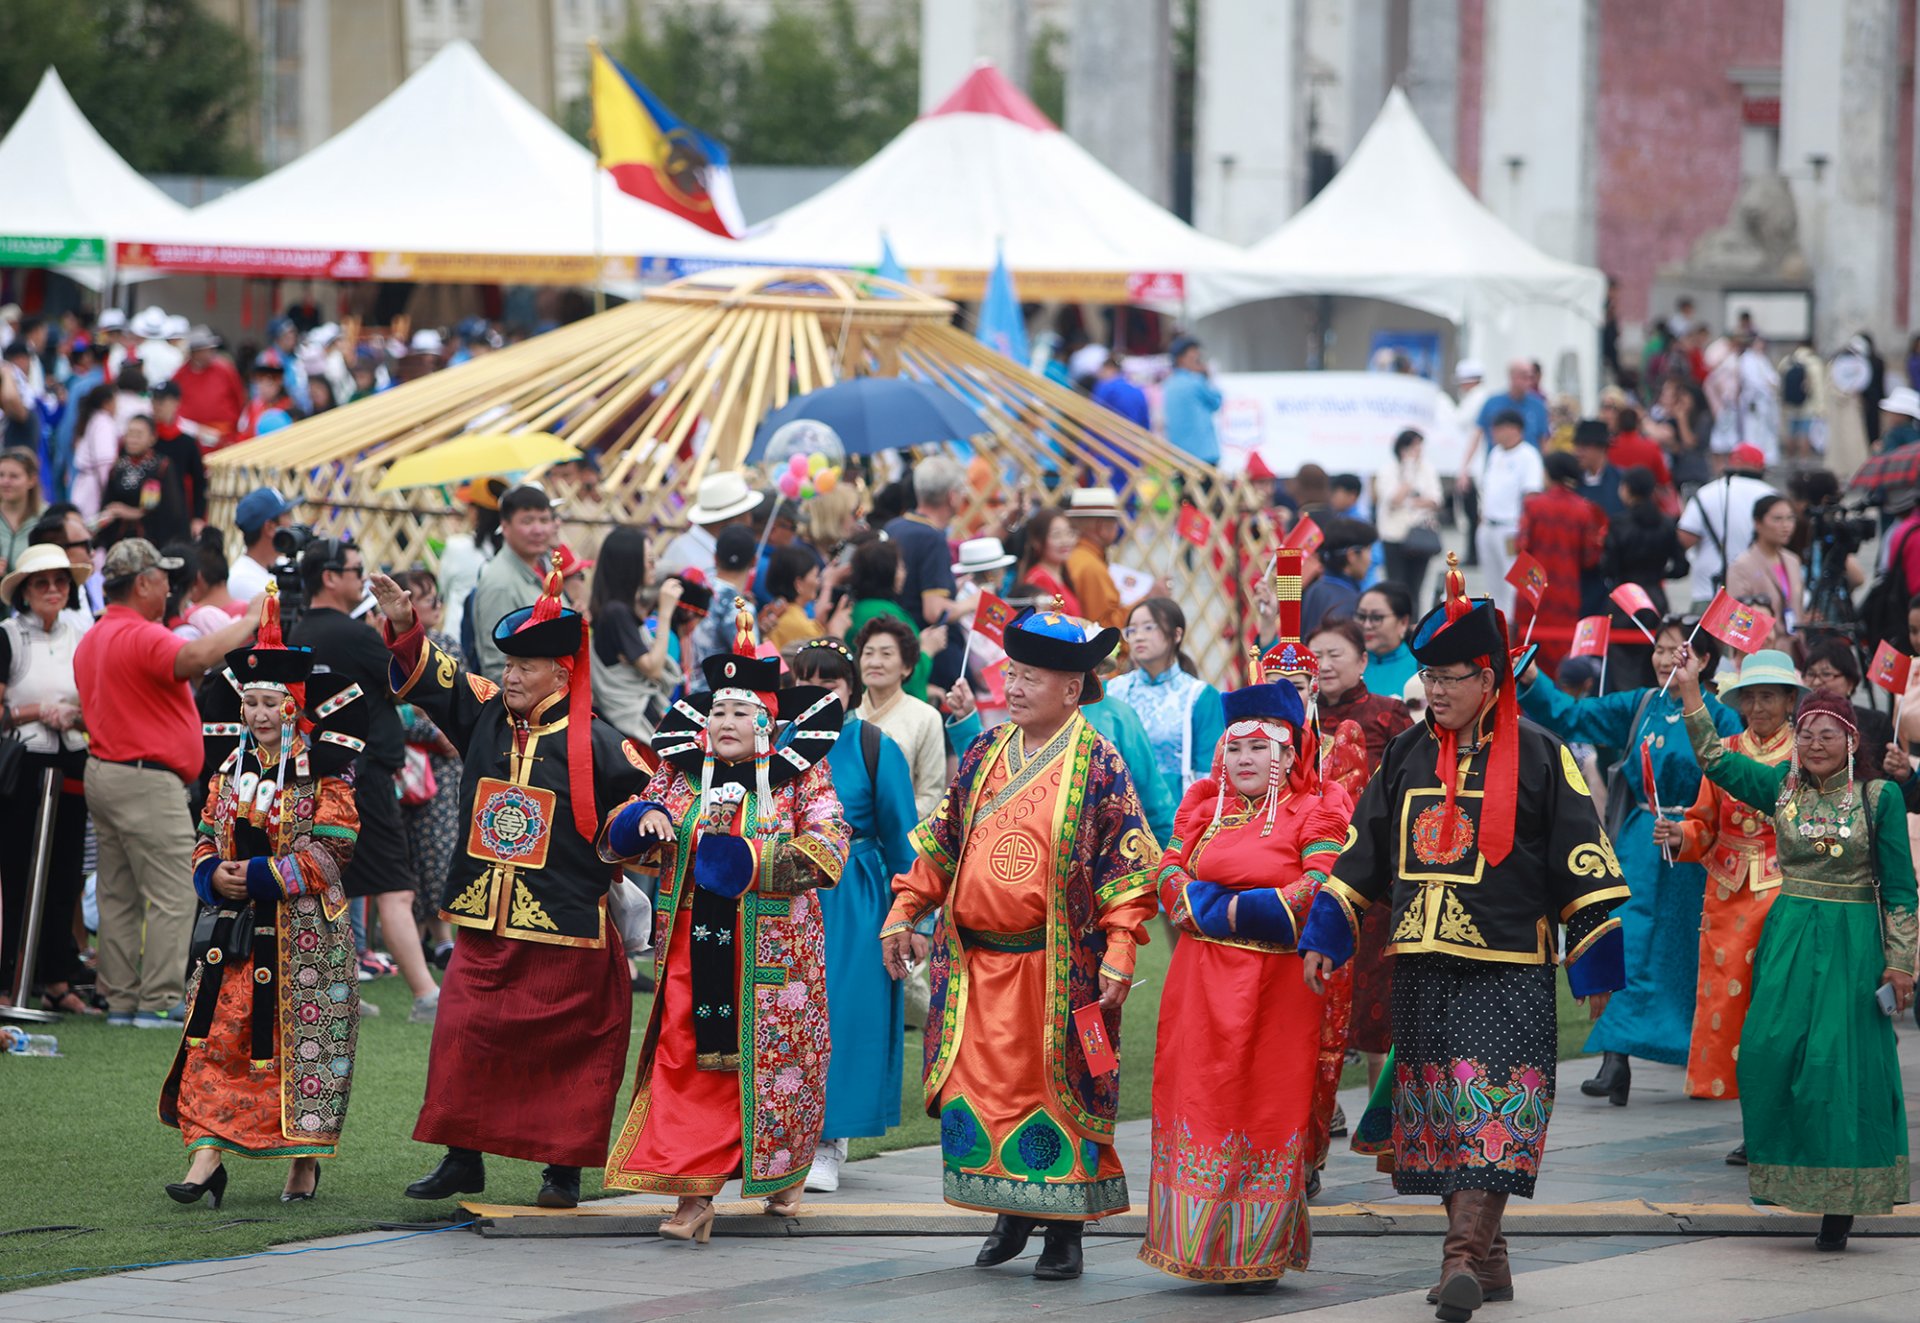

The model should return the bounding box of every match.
[227,487,296,599]
[1470,410,1546,614]
[1676,443,1777,609]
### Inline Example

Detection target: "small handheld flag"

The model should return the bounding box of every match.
[1505,552,1548,610]
[1698,589,1774,655]
[1071,1002,1120,1075]
[1176,503,1213,548]
[1282,514,1323,554]
[972,592,1015,648]
[1569,616,1610,659]
[1869,640,1912,696]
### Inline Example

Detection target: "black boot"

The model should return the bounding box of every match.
[1033,1220,1084,1280]
[537,1165,582,1208]
[1725,1144,1747,1166]
[405,1147,486,1200]
[974,1214,1038,1267]
[1578,1052,1630,1106]
[1814,1215,1853,1252]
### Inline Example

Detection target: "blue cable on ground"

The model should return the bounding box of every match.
[0,1220,477,1286]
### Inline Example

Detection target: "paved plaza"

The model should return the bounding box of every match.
[4,1044,1916,1323]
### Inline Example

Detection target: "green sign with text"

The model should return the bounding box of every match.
[0,235,108,266]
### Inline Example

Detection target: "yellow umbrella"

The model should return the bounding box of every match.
[373,432,583,492]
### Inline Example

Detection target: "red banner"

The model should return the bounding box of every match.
[1698,589,1774,655]
[1870,640,1913,695]
[1569,616,1610,658]
[972,591,1015,647]
[1176,503,1213,548]
[117,241,373,280]
[1609,582,1658,619]
[1505,552,1548,610]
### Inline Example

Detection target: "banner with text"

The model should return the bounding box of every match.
[1215,371,1467,479]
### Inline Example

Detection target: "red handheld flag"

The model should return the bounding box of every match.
[1281,514,1323,554]
[1176,503,1213,548]
[1071,1002,1120,1075]
[1869,640,1913,695]
[1609,582,1658,619]
[972,591,1014,647]
[1505,552,1548,610]
[1698,589,1774,655]
[1640,735,1661,817]
[1569,616,1610,658]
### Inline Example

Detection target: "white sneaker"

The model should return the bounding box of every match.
[409,992,439,1025]
[805,1138,846,1192]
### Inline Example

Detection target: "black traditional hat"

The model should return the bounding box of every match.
[1002,607,1121,704]
[494,581,584,658]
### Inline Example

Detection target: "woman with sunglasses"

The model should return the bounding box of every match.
[1517,617,1743,1105]
[1667,655,1914,1252]
[788,639,921,1195]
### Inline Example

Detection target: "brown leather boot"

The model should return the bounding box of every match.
[1427,1192,1515,1307]
[1433,1191,1483,1320]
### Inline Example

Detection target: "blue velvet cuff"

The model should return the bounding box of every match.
[1231,890,1298,947]
[192,856,220,906]
[1186,880,1234,940]
[693,833,755,899]
[1297,891,1357,968]
[244,856,281,902]
[607,800,668,860]
[1566,923,1626,998]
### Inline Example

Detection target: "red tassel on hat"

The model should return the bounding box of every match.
[515,564,567,634]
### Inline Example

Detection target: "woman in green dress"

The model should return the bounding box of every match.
[1670,658,1916,1252]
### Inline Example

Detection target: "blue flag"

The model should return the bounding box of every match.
[876,234,907,285]
[975,244,1029,365]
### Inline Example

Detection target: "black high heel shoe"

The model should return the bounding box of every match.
[1579,1052,1630,1106]
[282,1163,322,1203]
[1814,1215,1853,1251]
[165,1163,229,1209]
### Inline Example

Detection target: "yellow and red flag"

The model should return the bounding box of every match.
[1505,551,1548,610]
[1569,616,1610,658]
[590,48,743,238]
[1698,589,1773,655]
[1281,514,1323,554]
[1869,640,1912,695]
[972,591,1015,647]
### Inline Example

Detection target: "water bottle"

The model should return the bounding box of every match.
[1,1026,61,1057]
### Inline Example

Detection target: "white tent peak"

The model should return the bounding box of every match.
[923,62,1056,133]
[0,65,188,238]
[136,37,719,256]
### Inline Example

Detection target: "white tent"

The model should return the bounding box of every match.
[0,68,190,289]
[1189,89,1606,406]
[657,63,1255,307]
[120,41,722,283]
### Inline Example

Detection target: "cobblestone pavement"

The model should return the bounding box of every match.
[3,1040,1915,1322]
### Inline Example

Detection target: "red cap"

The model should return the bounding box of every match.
[1728,444,1767,472]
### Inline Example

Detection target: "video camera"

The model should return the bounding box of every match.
[271,523,317,616]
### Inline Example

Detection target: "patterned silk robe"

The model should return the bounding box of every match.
[884,712,1160,1220]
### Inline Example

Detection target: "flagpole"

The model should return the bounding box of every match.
[1656,616,1707,701]
[589,37,606,316]
[1645,735,1673,864]
[1598,648,1608,696]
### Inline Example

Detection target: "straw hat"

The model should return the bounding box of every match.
[686,471,761,525]
[1719,649,1808,700]
[0,542,92,602]
[951,536,1016,576]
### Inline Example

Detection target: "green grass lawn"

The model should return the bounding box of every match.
[0,939,1598,1290]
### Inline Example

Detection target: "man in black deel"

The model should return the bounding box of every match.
[287,537,441,1020]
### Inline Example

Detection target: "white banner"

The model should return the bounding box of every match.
[1214,371,1468,480]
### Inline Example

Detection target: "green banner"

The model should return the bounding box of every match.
[0,235,108,266]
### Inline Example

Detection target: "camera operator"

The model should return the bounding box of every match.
[227,487,296,600]
[286,536,440,1022]
[1676,444,1775,611]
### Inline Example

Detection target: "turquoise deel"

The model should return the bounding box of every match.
[818,717,921,1139]
[1518,671,1742,1063]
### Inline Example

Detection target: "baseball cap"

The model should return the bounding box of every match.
[1169,335,1201,360]
[715,525,760,572]
[150,380,182,401]
[235,486,295,535]
[102,537,183,586]
[1728,444,1767,473]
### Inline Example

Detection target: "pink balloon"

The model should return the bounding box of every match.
[778,473,802,498]
[788,454,810,475]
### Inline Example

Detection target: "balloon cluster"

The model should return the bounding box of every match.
[777,451,842,501]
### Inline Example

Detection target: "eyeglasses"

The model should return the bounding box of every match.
[1417,667,1487,690]
[1803,667,1845,683]
[1352,612,1394,625]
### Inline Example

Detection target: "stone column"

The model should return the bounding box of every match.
[921,0,1031,109]
[1193,0,1307,244]
[1403,0,1460,167]
[1065,0,1173,205]
[1477,0,1597,263]
[1782,0,1900,349]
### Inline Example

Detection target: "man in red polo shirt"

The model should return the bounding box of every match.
[74,539,260,1027]
[169,326,247,449]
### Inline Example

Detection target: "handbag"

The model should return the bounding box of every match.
[1399,523,1442,557]
[609,876,654,956]
[397,744,438,807]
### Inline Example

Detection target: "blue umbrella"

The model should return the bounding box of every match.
[748,377,989,460]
